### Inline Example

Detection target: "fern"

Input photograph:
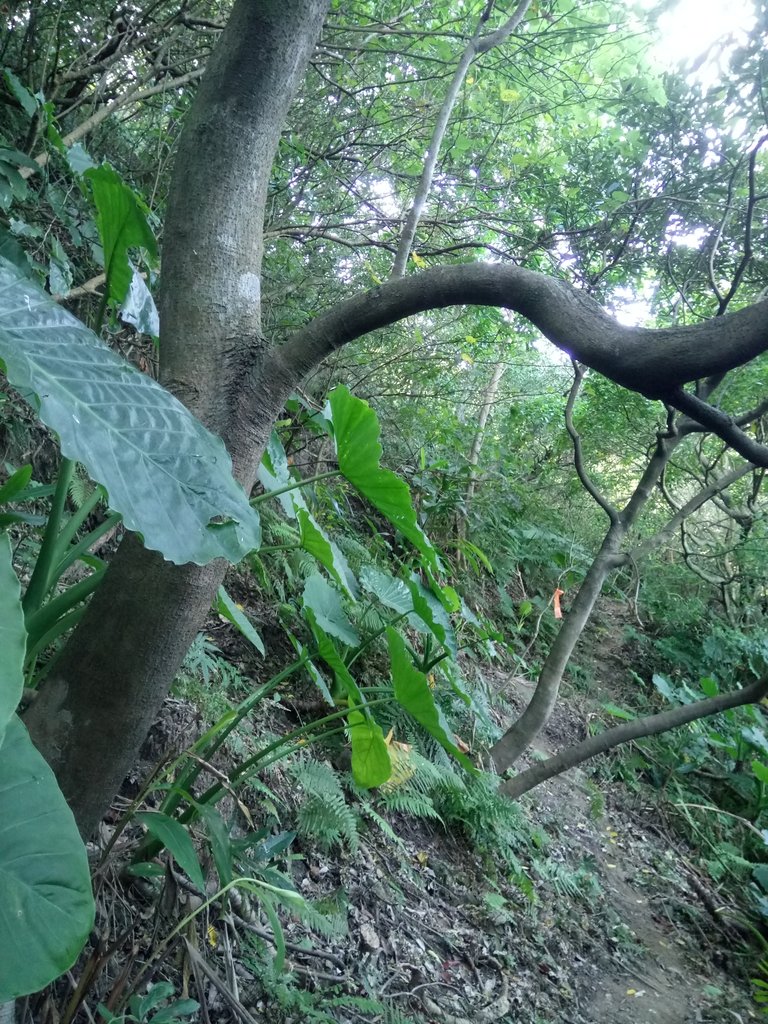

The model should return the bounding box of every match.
[534,859,601,901]
[291,760,359,852]
[332,533,376,573]
[68,464,95,509]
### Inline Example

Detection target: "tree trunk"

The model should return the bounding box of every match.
[490,521,626,770]
[24,0,330,839]
[457,359,505,562]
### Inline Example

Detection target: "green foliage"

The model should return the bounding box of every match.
[242,936,415,1024]
[97,983,198,1024]
[0,259,261,564]
[292,760,360,853]
[0,535,93,1000]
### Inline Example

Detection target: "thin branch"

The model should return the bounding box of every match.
[627,462,754,562]
[501,676,768,800]
[564,362,619,523]
[390,0,532,277]
[20,69,205,180]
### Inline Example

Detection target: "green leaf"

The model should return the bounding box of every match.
[601,702,635,721]
[0,226,32,275]
[0,148,40,172]
[84,164,157,305]
[651,673,678,703]
[135,982,175,1019]
[0,715,94,1000]
[0,259,261,565]
[215,586,265,656]
[257,431,303,517]
[3,69,37,117]
[752,760,768,785]
[405,575,457,658]
[297,508,358,598]
[302,573,359,647]
[348,709,391,788]
[327,386,438,571]
[134,811,206,893]
[66,143,96,175]
[743,726,768,757]
[0,534,24,737]
[151,1000,200,1023]
[305,610,364,706]
[387,627,474,771]
[360,565,419,620]
[196,803,233,887]
[0,463,32,506]
[699,676,719,697]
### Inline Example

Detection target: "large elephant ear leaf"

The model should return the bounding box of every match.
[0,258,260,565]
[327,386,438,572]
[0,533,24,738]
[0,716,95,1000]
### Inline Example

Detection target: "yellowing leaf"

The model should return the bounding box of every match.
[416,851,429,865]
[500,86,520,102]
[207,925,217,948]
[411,252,426,268]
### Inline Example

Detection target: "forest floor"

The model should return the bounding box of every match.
[38,598,762,1024]
[264,670,759,1024]
[229,597,761,1024]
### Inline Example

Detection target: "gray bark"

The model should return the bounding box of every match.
[490,522,625,770]
[502,676,768,800]
[24,0,330,839]
[390,0,532,278]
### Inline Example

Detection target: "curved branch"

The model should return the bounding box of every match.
[564,361,619,523]
[501,676,768,800]
[280,263,768,405]
[668,388,768,468]
[627,461,754,562]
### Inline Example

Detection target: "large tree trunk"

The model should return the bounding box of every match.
[24,0,330,839]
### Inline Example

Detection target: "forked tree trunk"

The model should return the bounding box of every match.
[24,0,330,838]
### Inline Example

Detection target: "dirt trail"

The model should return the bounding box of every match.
[511,667,754,1024]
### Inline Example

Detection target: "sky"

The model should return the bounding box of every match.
[648,0,756,72]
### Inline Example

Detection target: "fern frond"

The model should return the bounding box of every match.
[291,760,359,852]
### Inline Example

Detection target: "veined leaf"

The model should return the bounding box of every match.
[305,609,364,706]
[0,259,261,565]
[0,534,24,737]
[302,573,359,647]
[135,811,206,893]
[405,575,457,658]
[387,628,474,772]
[84,164,157,305]
[0,716,94,1000]
[327,386,438,571]
[0,464,32,506]
[297,508,358,598]
[348,709,391,788]
[215,586,265,656]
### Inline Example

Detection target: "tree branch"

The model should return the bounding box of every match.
[501,676,768,800]
[279,264,768,410]
[626,461,754,562]
[668,387,768,467]
[564,362,619,523]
